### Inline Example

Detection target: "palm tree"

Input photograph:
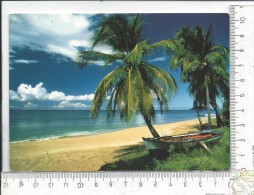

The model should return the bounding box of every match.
[193,98,205,129]
[208,74,228,127]
[187,67,228,128]
[154,25,228,129]
[76,14,176,138]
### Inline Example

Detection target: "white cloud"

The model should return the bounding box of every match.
[47,91,66,101]
[53,101,87,109]
[24,102,38,108]
[13,14,90,37]
[69,40,89,48]
[47,44,76,59]
[148,56,167,62]
[65,94,94,101]
[17,82,48,101]
[10,82,94,102]
[10,90,21,101]
[47,91,94,101]
[10,14,94,60]
[14,59,39,64]
[46,15,89,35]
[93,45,115,55]
[9,14,120,63]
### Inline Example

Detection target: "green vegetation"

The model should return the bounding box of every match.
[100,126,230,171]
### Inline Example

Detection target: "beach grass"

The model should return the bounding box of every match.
[100,126,230,171]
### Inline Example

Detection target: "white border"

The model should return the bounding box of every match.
[2,1,254,172]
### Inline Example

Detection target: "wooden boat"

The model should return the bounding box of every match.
[142,130,223,152]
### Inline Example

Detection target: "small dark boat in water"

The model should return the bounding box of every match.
[142,130,223,152]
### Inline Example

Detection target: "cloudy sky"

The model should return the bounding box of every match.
[9,13,229,110]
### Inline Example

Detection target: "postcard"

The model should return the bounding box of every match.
[9,13,229,171]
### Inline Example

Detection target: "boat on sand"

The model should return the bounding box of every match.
[142,130,223,152]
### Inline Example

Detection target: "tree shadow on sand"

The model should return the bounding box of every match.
[99,144,168,171]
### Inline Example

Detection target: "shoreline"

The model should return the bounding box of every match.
[10,118,200,143]
[10,118,205,171]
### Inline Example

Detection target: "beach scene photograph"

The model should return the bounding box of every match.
[9,13,229,171]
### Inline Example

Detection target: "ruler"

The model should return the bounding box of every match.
[1,5,254,195]
[230,5,254,171]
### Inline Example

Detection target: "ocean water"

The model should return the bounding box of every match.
[10,110,215,142]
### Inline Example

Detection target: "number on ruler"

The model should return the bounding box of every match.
[64,182,68,187]
[240,17,245,24]
[3,182,9,188]
[48,182,53,188]
[33,182,39,188]
[78,182,84,188]
[19,180,24,188]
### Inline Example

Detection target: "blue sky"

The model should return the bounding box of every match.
[9,14,229,110]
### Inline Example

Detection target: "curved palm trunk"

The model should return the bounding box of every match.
[194,101,204,129]
[196,108,204,130]
[214,107,223,128]
[205,79,212,129]
[211,100,223,128]
[143,115,160,138]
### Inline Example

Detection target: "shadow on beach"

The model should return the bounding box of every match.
[99,143,168,171]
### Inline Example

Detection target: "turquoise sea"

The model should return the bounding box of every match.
[10,110,214,142]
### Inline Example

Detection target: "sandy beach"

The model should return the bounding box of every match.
[10,118,202,171]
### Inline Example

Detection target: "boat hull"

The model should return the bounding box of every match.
[142,130,223,151]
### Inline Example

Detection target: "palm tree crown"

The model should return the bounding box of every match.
[155,25,228,129]
[76,14,177,138]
